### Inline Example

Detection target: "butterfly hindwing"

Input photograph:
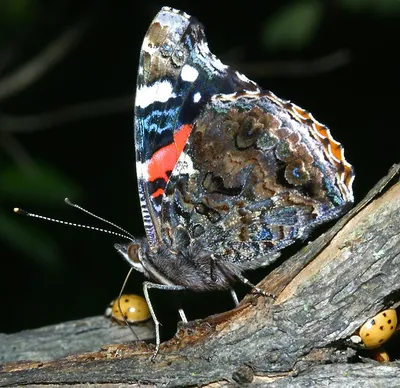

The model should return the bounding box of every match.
[162,91,354,273]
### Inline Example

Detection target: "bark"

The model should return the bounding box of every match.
[1,164,399,388]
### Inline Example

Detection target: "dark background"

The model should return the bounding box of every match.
[0,0,398,344]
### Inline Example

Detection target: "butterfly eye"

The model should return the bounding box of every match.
[114,242,145,274]
[128,243,141,263]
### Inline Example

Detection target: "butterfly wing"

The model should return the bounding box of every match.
[134,7,260,250]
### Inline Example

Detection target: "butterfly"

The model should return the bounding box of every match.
[113,6,354,356]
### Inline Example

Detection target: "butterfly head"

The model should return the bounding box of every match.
[114,240,146,274]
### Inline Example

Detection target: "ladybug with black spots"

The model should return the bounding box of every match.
[350,309,398,349]
[105,294,150,324]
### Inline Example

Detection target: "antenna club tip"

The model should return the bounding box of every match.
[14,207,26,215]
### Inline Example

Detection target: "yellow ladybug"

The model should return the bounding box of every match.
[358,309,397,349]
[105,294,150,324]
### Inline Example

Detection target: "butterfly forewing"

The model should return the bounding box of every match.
[134,7,260,249]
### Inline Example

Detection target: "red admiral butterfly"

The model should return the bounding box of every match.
[114,7,354,356]
[15,6,354,358]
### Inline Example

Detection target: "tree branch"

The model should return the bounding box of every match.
[0,19,86,103]
[237,49,351,78]
[0,317,155,364]
[0,132,36,172]
[0,95,133,133]
[1,164,399,388]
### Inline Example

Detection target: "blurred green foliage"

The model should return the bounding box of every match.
[339,0,400,14]
[0,208,61,268]
[0,163,80,202]
[0,0,81,267]
[262,0,323,51]
[0,0,36,38]
[0,163,80,267]
[262,0,399,51]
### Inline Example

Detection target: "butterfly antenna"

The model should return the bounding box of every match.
[14,207,133,241]
[64,198,135,240]
[117,267,140,340]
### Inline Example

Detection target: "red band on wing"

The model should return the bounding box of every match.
[174,124,192,155]
[151,188,165,198]
[148,124,192,198]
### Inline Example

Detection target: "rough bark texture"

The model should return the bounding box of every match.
[1,164,399,388]
[0,317,155,364]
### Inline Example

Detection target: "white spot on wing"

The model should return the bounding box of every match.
[181,64,199,82]
[176,152,195,176]
[136,80,176,109]
[193,92,201,103]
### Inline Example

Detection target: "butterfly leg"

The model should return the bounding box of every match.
[178,308,188,323]
[211,254,276,301]
[230,288,239,306]
[234,273,276,300]
[142,281,187,360]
